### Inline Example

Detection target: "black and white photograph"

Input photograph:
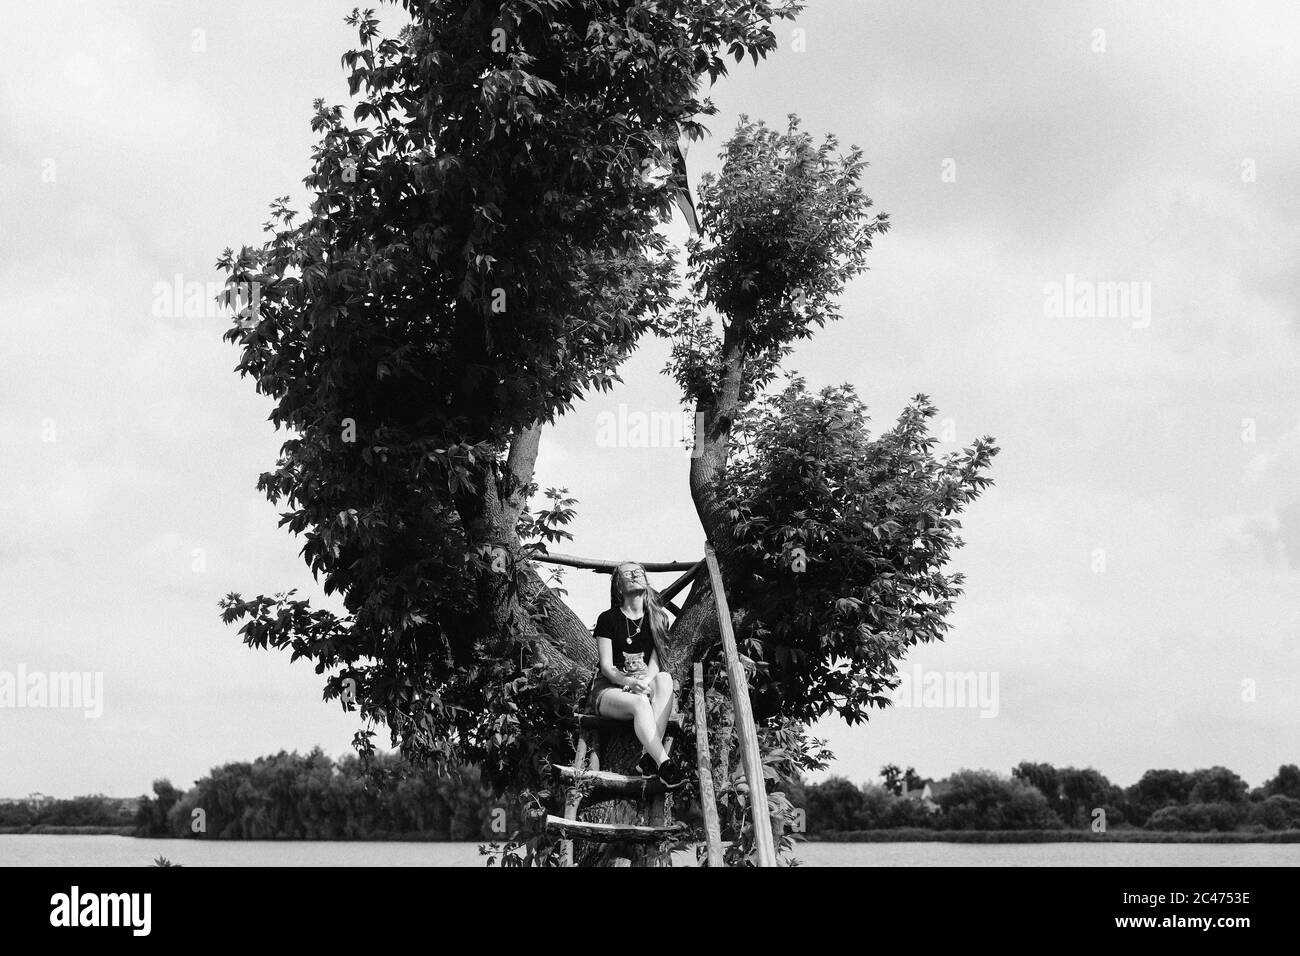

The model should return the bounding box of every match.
[0,0,1294,934]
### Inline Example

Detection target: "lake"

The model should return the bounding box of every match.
[3,835,1298,866]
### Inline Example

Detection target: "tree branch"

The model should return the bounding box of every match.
[689,301,751,554]
[503,421,543,523]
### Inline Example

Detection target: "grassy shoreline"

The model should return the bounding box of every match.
[803,828,1300,843]
[0,825,137,836]
[0,827,479,841]
[5,826,1300,843]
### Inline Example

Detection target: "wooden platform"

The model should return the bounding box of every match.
[567,713,682,735]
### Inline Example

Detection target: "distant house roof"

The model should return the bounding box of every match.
[927,781,953,800]
[111,797,140,817]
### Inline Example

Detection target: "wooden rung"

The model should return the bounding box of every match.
[554,766,649,787]
[543,815,686,844]
[553,765,667,802]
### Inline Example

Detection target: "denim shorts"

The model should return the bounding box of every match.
[584,673,622,714]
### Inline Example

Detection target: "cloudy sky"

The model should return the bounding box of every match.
[2,0,1297,800]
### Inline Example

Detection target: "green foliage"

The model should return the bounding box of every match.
[1263,763,1300,800]
[0,795,133,830]
[882,788,937,828]
[1246,794,1300,830]
[1057,767,1124,827]
[934,770,1062,830]
[1122,768,1195,826]
[879,763,922,796]
[1188,766,1249,804]
[0,801,34,828]
[134,779,183,837]
[215,0,801,789]
[719,379,998,724]
[803,775,864,831]
[1011,762,1126,828]
[795,778,929,832]
[155,748,505,841]
[1145,802,1244,833]
[1121,767,1253,826]
[650,105,993,861]
[798,771,1061,833]
[797,762,1300,834]
[662,116,888,401]
[1012,761,1060,804]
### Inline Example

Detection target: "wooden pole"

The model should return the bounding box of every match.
[531,552,700,573]
[560,733,589,867]
[658,560,704,604]
[693,662,724,868]
[703,544,777,867]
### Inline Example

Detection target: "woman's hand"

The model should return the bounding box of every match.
[625,677,651,696]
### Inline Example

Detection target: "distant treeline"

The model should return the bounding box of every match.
[0,795,136,833]
[2,749,502,840]
[794,762,1300,834]
[135,749,502,840]
[6,755,1299,839]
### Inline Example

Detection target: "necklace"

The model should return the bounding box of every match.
[625,614,641,640]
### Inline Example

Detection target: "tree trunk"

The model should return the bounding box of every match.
[688,304,752,559]
[573,729,677,867]
[457,422,747,866]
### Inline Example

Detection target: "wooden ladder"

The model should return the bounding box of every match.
[545,714,687,866]
[535,543,777,867]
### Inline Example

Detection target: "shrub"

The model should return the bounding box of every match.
[935,769,1063,830]
[1246,794,1300,831]
[1146,802,1243,832]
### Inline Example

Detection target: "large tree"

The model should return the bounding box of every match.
[1262,763,1300,800]
[218,1,997,865]
[1125,768,1195,826]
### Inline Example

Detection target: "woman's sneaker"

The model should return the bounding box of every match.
[635,754,658,778]
[656,762,687,790]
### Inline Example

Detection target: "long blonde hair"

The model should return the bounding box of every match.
[611,562,671,669]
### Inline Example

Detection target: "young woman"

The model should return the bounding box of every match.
[585,561,685,788]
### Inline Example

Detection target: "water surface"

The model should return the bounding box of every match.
[3,835,1297,867]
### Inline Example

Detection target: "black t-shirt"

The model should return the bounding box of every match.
[594,607,654,669]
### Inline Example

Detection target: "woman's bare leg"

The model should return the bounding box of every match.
[649,672,675,742]
[597,689,668,764]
